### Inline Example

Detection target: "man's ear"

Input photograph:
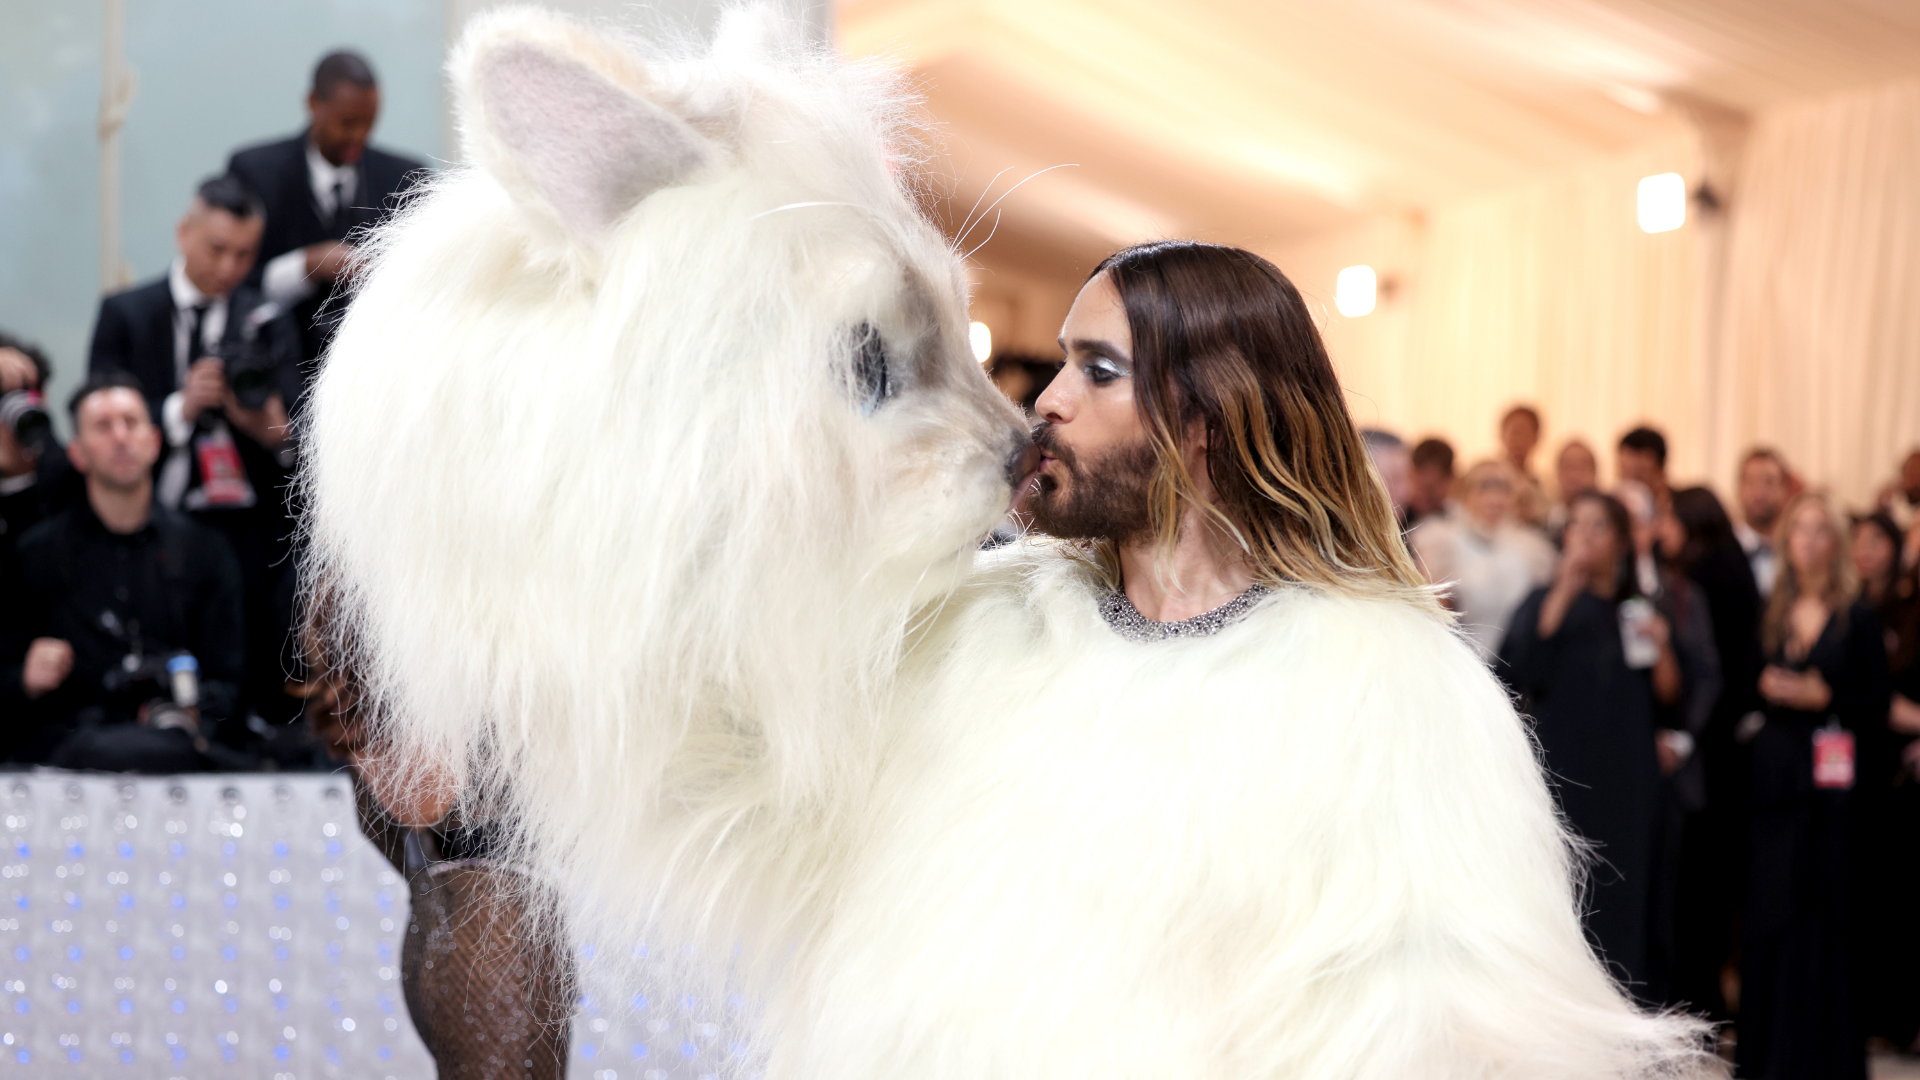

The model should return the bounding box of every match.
[452,9,716,251]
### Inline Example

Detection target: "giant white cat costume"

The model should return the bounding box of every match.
[302,7,1718,1078]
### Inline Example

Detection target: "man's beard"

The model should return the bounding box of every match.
[1026,423,1159,544]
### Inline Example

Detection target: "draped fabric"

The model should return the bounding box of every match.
[1282,80,1920,508]
[1710,80,1920,509]
[1282,132,1708,484]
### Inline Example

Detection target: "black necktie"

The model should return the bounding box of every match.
[183,302,209,375]
[331,178,347,231]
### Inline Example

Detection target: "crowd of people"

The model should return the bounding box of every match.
[0,51,423,772]
[1367,410,1920,1076]
[2,42,1918,1079]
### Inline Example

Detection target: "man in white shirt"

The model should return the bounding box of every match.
[87,176,298,508]
[1411,459,1557,658]
[1732,448,1792,598]
[227,50,427,368]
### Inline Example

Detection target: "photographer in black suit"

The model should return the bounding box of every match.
[228,50,427,369]
[88,174,303,739]
[0,333,82,564]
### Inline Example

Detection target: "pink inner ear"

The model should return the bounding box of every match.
[478,43,713,242]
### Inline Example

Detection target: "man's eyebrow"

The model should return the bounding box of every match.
[1063,337,1131,362]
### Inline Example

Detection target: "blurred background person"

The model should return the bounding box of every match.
[0,374,244,769]
[984,351,1059,415]
[1499,490,1672,991]
[1661,485,1764,1023]
[1875,449,1920,533]
[1548,438,1599,540]
[1618,480,1721,1007]
[1741,492,1890,1080]
[88,173,304,743]
[1617,426,1671,509]
[1361,427,1411,528]
[228,50,427,369]
[1499,404,1550,529]
[1736,448,1794,599]
[1409,459,1555,658]
[1852,512,1904,617]
[1849,510,1920,1054]
[1406,435,1455,528]
[0,332,81,564]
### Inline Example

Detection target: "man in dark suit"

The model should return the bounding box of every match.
[88,173,303,737]
[0,332,82,563]
[227,49,428,371]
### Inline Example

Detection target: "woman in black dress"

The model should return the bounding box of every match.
[1739,494,1890,1080]
[1849,511,1920,1051]
[1501,491,1674,992]
[1662,486,1763,1020]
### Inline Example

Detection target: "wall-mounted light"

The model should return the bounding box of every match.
[1336,266,1376,317]
[970,321,993,362]
[1638,173,1686,233]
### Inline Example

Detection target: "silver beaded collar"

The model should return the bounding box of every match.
[1098,584,1271,643]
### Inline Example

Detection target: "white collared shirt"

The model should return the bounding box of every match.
[1734,520,1778,599]
[260,139,361,306]
[306,139,358,220]
[160,257,229,449]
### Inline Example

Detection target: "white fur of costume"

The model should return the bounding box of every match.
[302,7,1718,1078]
[302,3,1028,958]
[783,544,1714,1078]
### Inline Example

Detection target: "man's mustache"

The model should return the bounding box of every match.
[1031,422,1077,470]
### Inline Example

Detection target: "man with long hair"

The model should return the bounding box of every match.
[801,241,1716,1078]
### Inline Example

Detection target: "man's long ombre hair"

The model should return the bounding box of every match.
[1089,241,1436,609]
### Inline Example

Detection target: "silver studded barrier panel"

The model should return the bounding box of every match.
[2,771,756,1080]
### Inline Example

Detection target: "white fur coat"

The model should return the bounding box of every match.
[761,542,1715,1079]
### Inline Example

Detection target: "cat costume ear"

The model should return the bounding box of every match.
[452,7,716,250]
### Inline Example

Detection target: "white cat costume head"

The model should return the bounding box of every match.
[300,5,1026,960]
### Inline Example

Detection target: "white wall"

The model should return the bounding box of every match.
[0,0,447,427]
[0,0,830,430]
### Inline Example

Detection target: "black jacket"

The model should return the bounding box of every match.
[1,501,245,759]
[0,451,82,559]
[87,275,301,514]
[226,131,427,364]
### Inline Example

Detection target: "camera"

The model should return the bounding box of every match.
[212,302,288,410]
[213,338,281,410]
[0,388,51,450]
[103,650,204,739]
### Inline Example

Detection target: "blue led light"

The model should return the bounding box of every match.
[2,772,756,1076]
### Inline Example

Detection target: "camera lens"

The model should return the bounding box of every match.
[0,389,50,447]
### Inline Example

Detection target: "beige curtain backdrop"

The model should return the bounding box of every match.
[1711,80,1920,510]
[1274,131,1704,488]
[1277,80,1920,509]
